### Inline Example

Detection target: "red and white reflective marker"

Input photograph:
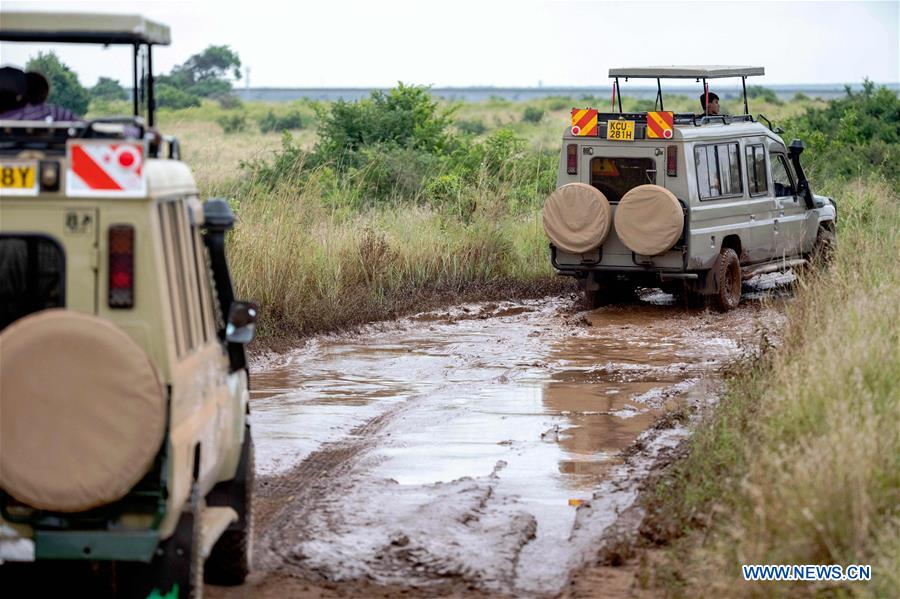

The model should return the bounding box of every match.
[66,141,147,197]
[571,126,581,135]
[663,129,673,139]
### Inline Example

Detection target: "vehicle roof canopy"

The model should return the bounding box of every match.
[608,65,764,79]
[0,11,170,45]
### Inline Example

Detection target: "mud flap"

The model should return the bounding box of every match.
[138,510,196,599]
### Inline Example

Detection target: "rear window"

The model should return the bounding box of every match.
[589,157,656,202]
[0,235,65,331]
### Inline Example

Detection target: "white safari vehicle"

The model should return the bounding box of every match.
[1,12,257,598]
[543,66,836,310]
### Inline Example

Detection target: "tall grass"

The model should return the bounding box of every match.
[642,178,900,597]
[225,167,563,339]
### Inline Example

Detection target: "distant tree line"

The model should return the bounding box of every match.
[23,45,242,114]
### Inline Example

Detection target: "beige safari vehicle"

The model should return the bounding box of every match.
[0,12,258,597]
[543,66,837,310]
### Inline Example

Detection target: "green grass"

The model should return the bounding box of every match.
[640,178,900,597]
[219,167,565,340]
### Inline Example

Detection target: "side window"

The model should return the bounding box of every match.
[189,225,218,343]
[745,144,768,195]
[772,154,795,197]
[695,142,742,199]
[158,203,187,357]
[0,236,65,331]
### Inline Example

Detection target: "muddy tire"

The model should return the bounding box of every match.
[583,288,601,310]
[204,428,254,586]
[810,226,836,268]
[711,248,742,312]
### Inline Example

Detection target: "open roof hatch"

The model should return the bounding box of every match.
[0,11,171,127]
[607,65,765,117]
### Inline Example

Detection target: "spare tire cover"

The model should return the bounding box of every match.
[0,310,166,512]
[614,184,684,256]
[542,183,612,253]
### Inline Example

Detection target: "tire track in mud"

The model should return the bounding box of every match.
[226,284,789,597]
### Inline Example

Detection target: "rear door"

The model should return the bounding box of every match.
[0,201,99,328]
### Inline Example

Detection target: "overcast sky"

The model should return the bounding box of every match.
[1,0,898,88]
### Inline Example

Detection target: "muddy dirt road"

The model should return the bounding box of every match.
[210,281,788,598]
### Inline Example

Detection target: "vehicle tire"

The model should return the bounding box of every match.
[711,248,742,312]
[810,226,836,268]
[583,288,601,310]
[204,428,254,586]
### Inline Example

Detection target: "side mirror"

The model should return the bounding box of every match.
[226,301,259,344]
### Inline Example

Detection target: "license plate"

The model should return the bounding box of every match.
[607,120,635,142]
[0,161,38,196]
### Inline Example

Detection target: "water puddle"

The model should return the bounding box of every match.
[249,291,783,594]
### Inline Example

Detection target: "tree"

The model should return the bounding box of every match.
[90,77,128,102]
[158,45,241,98]
[25,51,90,115]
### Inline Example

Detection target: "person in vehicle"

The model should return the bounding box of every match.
[0,66,78,121]
[699,91,720,116]
[0,65,27,114]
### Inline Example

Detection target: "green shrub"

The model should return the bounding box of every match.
[314,83,454,167]
[784,80,900,186]
[522,106,544,123]
[156,84,201,109]
[258,109,307,133]
[217,112,247,134]
[215,94,243,110]
[456,118,487,135]
[747,85,783,105]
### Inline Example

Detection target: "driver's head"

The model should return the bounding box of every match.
[25,72,50,105]
[700,91,720,115]
[0,66,27,113]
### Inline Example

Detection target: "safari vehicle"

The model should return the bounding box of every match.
[542,66,837,310]
[0,12,257,597]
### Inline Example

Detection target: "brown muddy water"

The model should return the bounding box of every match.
[211,278,789,598]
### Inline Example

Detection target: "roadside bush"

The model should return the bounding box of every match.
[258,109,307,133]
[156,84,202,109]
[783,79,900,186]
[314,83,454,167]
[747,84,783,105]
[215,94,243,110]
[456,118,487,135]
[522,106,544,123]
[217,112,247,134]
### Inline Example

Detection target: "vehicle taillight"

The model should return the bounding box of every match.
[567,144,577,175]
[108,225,134,309]
[666,145,677,177]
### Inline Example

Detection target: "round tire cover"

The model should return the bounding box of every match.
[614,184,684,256]
[0,310,166,512]
[542,183,612,253]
